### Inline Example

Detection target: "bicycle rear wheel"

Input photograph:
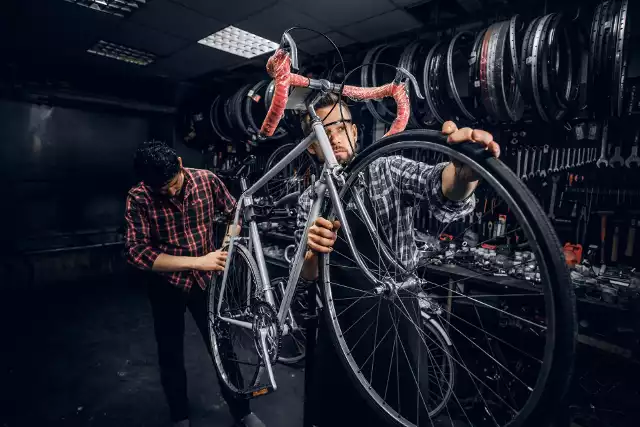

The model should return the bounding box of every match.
[208,243,265,395]
[320,130,576,427]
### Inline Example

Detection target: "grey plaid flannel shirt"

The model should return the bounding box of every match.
[295,156,476,270]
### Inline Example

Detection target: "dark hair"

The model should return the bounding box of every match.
[300,93,352,136]
[133,140,180,188]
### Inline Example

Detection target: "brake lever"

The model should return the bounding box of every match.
[280,33,299,72]
[394,66,424,100]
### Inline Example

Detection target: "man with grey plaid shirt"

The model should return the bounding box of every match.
[298,94,501,426]
[296,93,501,278]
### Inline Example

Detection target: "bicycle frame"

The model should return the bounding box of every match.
[215,104,389,333]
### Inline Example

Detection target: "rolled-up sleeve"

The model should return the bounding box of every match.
[386,156,476,222]
[210,173,237,217]
[124,195,161,270]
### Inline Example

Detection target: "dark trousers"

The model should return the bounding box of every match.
[147,275,250,423]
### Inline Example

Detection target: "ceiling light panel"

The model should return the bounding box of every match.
[64,0,150,18]
[87,40,156,66]
[198,26,279,59]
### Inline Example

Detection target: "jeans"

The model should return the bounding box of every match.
[147,275,250,423]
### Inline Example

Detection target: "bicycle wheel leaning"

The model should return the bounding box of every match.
[208,243,269,396]
[320,129,576,427]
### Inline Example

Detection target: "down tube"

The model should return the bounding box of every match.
[277,180,327,326]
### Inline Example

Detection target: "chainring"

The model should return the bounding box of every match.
[251,300,282,365]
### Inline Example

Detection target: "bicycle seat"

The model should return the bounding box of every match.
[217,155,257,180]
[273,191,300,208]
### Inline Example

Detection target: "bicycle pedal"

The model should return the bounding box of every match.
[242,384,276,399]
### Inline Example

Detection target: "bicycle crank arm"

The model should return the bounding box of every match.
[260,328,278,391]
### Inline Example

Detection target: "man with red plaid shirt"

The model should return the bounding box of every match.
[124,140,264,427]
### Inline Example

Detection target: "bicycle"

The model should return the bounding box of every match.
[208,31,576,427]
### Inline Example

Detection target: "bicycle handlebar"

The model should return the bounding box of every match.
[259,48,412,138]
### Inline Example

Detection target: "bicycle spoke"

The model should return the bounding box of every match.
[390,296,518,418]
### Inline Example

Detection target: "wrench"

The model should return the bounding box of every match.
[548,175,561,220]
[596,121,609,168]
[528,147,537,179]
[539,145,549,178]
[552,148,560,173]
[567,148,574,169]
[577,148,583,166]
[609,145,625,168]
[516,147,523,177]
[521,147,530,181]
[625,130,640,168]
[573,148,578,167]
[559,148,566,171]
[535,145,543,177]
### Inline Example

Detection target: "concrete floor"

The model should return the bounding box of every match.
[0,275,304,427]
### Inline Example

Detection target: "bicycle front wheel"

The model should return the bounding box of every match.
[320,130,576,427]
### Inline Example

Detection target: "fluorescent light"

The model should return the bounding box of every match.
[64,0,149,18]
[198,26,279,59]
[87,40,156,66]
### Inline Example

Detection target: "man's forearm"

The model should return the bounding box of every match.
[152,253,198,272]
[441,163,479,201]
[301,251,319,280]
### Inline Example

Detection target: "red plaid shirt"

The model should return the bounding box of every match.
[124,168,236,291]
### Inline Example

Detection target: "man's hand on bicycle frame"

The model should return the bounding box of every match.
[301,120,501,280]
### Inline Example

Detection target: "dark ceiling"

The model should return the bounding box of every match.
[0,0,492,83]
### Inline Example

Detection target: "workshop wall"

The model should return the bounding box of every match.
[0,98,175,289]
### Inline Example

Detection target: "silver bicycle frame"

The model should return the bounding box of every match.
[216,119,387,331]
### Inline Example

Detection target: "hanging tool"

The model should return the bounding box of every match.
[625,217,636,258]
[521,147,530,181]
[528,147,537,179]
[596,121,609,168]
[611,225,620,263]
[548,175,561,220]
[625,130,640,168]
[576,206,587,246]
[516,146,523,177]
[539,145,549,178]
[598,211,613,265]
[496,214,507,237]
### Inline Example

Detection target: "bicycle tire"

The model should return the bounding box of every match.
[209,242,265,396]
[319,130,576,427]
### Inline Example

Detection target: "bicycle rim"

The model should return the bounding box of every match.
[208,243,264,395]
[320,130,576,427]
[271,277,308,364]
